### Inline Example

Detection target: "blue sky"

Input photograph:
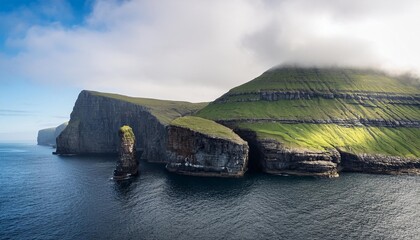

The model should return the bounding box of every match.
[0,0,93,142]
[1,0,419,142]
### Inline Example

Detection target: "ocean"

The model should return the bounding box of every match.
[1,143,419,240]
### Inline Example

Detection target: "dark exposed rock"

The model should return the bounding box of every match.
[218,118,420,128]
[56,91,164,162]
[236,130,340,177]
[166,125,249,177]
[234,129,420,177]
[339,150,420,175]
[113,125,138,179]
[216,90,420,103]
[55,90,203,162]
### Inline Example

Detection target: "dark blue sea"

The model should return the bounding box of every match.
[1,143,420,240]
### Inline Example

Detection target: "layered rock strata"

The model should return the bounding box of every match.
[236,130,420,177]
[237,130,340,177]
[339,151,420,175]
[166,117,249,177]
[113,125,138,179]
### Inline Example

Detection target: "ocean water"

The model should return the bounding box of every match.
[1,143,420,240]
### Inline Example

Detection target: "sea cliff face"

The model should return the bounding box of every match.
[166,125,249,177]
[37,128,55,146]
[339,151,420,175]
[37,122,68,146]
[56,90,205,163]
[235,129,420,177]
[236,130,340,177]
[165,116,249,177]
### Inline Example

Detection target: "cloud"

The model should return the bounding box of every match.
[0,109,36,116]
[1,0,420,102]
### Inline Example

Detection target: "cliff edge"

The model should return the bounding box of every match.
[55,90,206,162]
[166,116,249,177]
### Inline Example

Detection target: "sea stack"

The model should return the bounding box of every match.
[113,125,138,180]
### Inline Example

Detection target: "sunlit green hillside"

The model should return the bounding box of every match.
[196,67,420,157]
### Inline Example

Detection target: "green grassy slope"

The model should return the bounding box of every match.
[230,67,419,94]
[196,67,420,157]
[197,98,419,121]
[197,67,419,122]
[238,123,420,158]
[89,91,208,124]
[171,116,245,144]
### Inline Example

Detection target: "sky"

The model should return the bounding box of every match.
[1,0,420,142]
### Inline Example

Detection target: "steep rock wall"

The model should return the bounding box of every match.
[235,129,420,177]
[236,130,340,177]
[339,151,420,174]
[37,127,56,146]
[56,91,168,162]
[166,126,249,177]
[37,122,68,146]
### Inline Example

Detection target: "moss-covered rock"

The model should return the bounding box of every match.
[114,125,138,179]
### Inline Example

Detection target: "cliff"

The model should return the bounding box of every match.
[236,130,340,177]
[37,122,68,146]
[37,127,55,146]
[53,67,419,177]
[166,116,249,177]
[55,90,206,163]
[197,67,420,176]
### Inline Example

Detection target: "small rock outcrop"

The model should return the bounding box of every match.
[166,116,249,177]
[113,125,138,179]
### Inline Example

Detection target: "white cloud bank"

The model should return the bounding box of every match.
[2,0,420,102]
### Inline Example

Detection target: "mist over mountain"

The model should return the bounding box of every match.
[1,0,420,102]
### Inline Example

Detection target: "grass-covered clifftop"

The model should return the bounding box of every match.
[170,116,245,144]
[196,67,420,158]
[89,91,207,124]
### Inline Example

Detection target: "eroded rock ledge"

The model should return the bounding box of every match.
[216,90,420,103]
[219,118,420,128]
[166,117,249,177]
[236,130,420,177]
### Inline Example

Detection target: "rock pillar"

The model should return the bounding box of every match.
[113,125,138,179]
